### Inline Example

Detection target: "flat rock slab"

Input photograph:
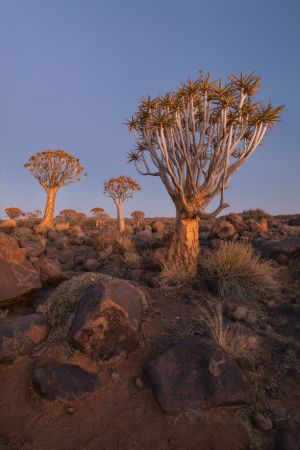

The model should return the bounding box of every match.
[32,363,101,400]
[145,336,251,414]
[0,259,42,307]
[256,238,300,258]
[0,314,47,364]
[68,278,144,360]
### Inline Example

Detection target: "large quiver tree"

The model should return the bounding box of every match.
[127,72,284,276]
[104,176,140,234]
[24,149,86,226]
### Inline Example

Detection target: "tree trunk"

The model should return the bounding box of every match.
[166,215,199,277]
[42,188,57,226]
[117,203,125,234]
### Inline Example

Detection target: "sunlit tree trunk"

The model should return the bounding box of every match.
[42,188,57,226]
[166,211,199,277]
[116,202,125,234]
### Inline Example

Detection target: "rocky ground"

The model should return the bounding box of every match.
[0,212,299,450]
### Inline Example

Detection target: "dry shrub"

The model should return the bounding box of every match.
[55,222,69,232]
[0,219,17,230]
[159,259,189,287]
[200,303,258,360]
[201,241,279,300]
[242,208,270,221]
[35,223,51,235]
[123,250,141,266]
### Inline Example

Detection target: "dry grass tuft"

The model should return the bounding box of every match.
[159,259,189,287]
[123,250,141,266]
[55,222,70,232]
[200,303,258,360]
[201,241,279,300]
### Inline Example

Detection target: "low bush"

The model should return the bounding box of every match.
[55,222,70,232]
[201,241,279,300]
[242,208,270,221]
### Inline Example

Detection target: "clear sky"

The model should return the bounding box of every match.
[0,0,299,219]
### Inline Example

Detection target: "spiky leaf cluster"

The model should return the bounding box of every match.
[127,72,284,219]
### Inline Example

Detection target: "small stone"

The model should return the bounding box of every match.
[252,412,273,431]
[67,407,74,415]
[111,372,120,382]
[168,436,176,447]
[232,306,248,321]
[135,377,144,389]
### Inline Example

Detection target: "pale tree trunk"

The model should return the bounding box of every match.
[42,188,57,226]
[116,202,125,234]
[166,213,199,277]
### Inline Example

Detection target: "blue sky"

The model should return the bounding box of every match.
[0,0,299,218]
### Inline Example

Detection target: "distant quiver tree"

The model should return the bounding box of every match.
[24,149,86,226]
[104,176,140,233]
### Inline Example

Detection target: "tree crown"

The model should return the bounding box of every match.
[131,210,145,219]
[104,176,141,204]
[5,207,24,219]
[127,71,285,219]
[24,149,87,191]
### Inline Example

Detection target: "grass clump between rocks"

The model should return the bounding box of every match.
[201,241,279,301]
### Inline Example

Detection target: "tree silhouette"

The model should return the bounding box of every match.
[24,149,86,226]
[127,71,285,276]
[104,176,140,233]
[5,207,24,219]
[131,210,145,227]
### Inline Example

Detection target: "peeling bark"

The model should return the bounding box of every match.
[42,189,57,226]
[166,215,199,277]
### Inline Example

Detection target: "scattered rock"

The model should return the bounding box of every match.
[34,257,65,285]
[32,363,101,400]
[135,377,144,389]
[145,336,250,414]
[0,314,47,364]
[232,306,248,321]
[252,412,273,431]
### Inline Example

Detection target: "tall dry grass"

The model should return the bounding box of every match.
[201,241,279,300]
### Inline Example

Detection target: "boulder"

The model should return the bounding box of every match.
[0,314,47,364]
[151,220,165,233]
[211,220,236,240]
[68,278,145,360]
[32,363,101,400]
[275,426,300,450]
[145,336,250,414]
[255,238,300,259]
[0,232,27,263]
[34,257,65,285]
[0,259,42,307]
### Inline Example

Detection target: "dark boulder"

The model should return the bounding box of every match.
[145,336,250,414]
[68,278,145,360]
[0,314,47,364]
[32,363,101,400]
[275,426,300,450]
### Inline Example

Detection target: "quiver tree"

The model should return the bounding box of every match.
[26,209,42,219]
[127,72,284,276]
[104,176,140,233]
[131,210,145,227]
[5,207,24,220]
[24,150,86,226]
[91,207,110,227]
